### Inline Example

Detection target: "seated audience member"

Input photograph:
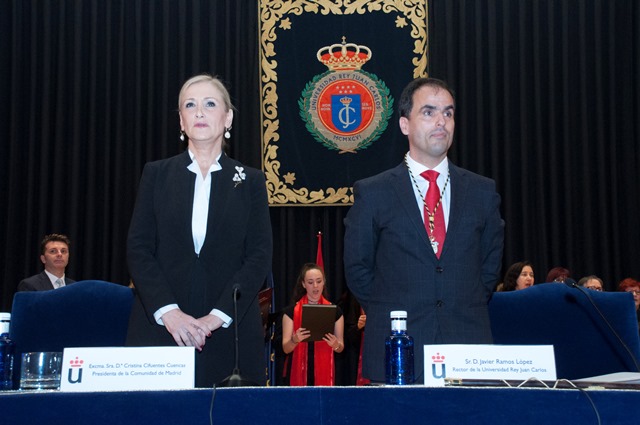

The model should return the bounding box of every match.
[497,261,535,291]
[282,263,344,386]
[17,233,75,291]
[546,266,571,283]
[618,278,640,311]
[618,278,640,330]
[578,275,604,291]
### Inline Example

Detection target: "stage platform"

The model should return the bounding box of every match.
[2,384,640,424]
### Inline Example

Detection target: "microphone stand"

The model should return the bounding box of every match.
[565,279,640,372]
[217,284,258,387]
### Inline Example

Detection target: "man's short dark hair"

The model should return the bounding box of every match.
[398,77,456,118]
[40,233,71,255]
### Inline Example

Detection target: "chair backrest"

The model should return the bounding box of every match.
[489,283,640,380]
[10,280,134,385]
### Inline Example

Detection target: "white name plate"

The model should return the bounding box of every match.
[424,344,556,387]
[60,346,195,391]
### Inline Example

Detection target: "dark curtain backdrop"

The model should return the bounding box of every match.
[1,0,639,321]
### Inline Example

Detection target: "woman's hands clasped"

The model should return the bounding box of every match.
[162,309,223,351]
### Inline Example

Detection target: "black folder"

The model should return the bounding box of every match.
[301,304,337,341]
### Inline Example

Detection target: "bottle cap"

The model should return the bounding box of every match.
[390,310,407,319]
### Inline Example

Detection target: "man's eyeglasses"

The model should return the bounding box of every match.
[585,286,602,292]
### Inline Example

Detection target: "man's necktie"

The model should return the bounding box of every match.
[54,278,63,289]
[421,170,446,258]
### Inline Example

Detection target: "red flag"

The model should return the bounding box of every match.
[316,231,324,269]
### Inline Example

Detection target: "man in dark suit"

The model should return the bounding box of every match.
[344,78,504,383]
[17,233,76,291]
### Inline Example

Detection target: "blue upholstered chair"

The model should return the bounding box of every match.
[489,283,640,380]
[9,280,134,386]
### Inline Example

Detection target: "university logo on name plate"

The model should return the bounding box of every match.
[299,38,394,154]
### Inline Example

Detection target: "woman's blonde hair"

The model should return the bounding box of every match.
[178,74,234,112]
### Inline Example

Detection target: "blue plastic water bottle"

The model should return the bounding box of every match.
[385,310,414,385]
[0,313,15,390]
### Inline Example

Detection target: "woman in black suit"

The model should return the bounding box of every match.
[126,74,272,387]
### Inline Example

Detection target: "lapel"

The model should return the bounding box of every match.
[390,161,469,259]
[39,271,54,290]
[443,163,468,257]
[389,163,433,251]
[176,151,197,247]
[201,153,234,253]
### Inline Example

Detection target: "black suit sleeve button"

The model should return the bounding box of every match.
[436,266,444,273]
[436,300,444,307]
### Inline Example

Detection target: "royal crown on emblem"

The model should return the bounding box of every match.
[339,96,353,106]
[316,38,372,71]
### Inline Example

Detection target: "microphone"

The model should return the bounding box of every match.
[217,283,257,387]
[562,278,578,288]
[564,278,640,372]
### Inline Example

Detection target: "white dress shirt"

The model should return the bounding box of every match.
[405,152,451,229]
[44,270,66,289]
[153,150,231,327]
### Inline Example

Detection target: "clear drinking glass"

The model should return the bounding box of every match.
[20,352,63,390]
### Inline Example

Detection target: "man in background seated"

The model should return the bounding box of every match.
[578,275,604,291]
[17,233,76,291]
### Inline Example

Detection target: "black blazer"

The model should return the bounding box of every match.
[126,151,273,387]
[17,271,75,292]
[344,161,504,383]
